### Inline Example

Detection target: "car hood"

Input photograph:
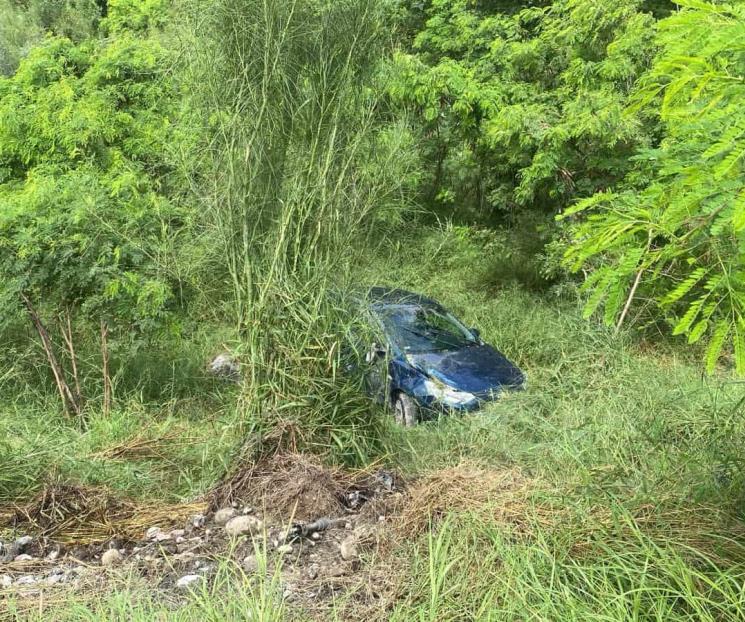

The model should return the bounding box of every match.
[408,345,524,395]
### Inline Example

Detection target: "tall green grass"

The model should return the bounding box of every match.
[183,0,419,464]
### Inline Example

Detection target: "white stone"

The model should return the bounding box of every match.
[101,549,122,567]
[16,575,37,586]
[213,507,237,525]
[145,526,162,540]
[340,537,358,561]
[14,554,33,562]
[276,544,293,554]
[1,574,11,588]
[15,536,32,549]
[175,574,204,590]
[242,555,258,574]
[224,515,263,538]
[170,529,185,539]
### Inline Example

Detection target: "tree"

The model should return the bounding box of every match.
[0,3,189,414]
[387,0,657,220]
[562,1,745,374]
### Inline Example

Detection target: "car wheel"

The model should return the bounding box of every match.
[393,392,418,427]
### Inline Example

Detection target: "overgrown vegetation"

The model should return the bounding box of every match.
[2,0,745,620]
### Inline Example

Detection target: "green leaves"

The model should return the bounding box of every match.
[0,24,188,338]
[391,0,657,217]
[563,0,745,375]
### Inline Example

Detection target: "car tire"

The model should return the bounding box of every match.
[393,392,418,427]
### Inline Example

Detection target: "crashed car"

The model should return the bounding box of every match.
[361,287,525,425]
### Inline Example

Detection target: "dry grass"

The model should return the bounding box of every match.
[208,452,391,521]
[366,461,544,538]
[4,482,206,545]
[88,429,194,461]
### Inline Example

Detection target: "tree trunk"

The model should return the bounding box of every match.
[59,308,83,409]
[20,293,80,417]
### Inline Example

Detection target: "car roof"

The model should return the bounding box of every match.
[367,287,443,310]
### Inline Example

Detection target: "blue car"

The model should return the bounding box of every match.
[361,287,525,426]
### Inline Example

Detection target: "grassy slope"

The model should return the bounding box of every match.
[4,225,745,620]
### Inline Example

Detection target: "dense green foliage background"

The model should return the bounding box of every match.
[2,1,745,620]
[2,0,743,408]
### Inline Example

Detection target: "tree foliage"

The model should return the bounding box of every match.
[388,0,657,218]
[0,4,187,345]
[563,1,745,373]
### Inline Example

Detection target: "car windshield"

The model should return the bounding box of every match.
[376,305,476,353]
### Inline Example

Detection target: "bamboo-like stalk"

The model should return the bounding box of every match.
[20,293,80,418]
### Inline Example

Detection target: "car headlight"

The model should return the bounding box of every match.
[422,378,477,407]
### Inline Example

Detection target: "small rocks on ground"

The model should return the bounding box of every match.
[170,529,185,539]
[207,352,240,381]
[214,507,237,525]
[340,537,358,561]
[16,536,33,550]
[14,554,33,562]
[1,574,11,588]
[101,549,123,567]
[176,574,204,590]
[276,544,293,555]
[16,575,37,586]
[145,526,162,540]
[242,555,258,574]
[191,514,206,529]
[224,515,263,538]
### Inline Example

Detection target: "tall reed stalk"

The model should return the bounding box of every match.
[187,0,408,462]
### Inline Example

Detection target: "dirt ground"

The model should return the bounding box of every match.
[0,453,536,620]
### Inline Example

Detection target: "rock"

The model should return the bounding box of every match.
[276,544,293,555]
[242,555,258,574]
[175,536,185,545]
[154,531,172,543]
[176,574,204,590]
[15,536,33,550]
[345,522,353,530]
[191,514,206,529]
[207,353,240,381]
[45,574,63,586]
[101,549,122,567]
[241,507,254,515]
[145,527,162,540]
[170,529,185,539]
[16,575,37,586]
[307,564,319,580]
[46,549,60,562]
[14,554,33,562]
[1,574,11,588]
[340,537,358,561]
[326,564,349,578]
[213,507,237,525]
[224,515,263,538]
[311,532,322,541]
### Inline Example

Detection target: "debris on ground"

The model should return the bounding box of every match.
[0,454,542,619]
